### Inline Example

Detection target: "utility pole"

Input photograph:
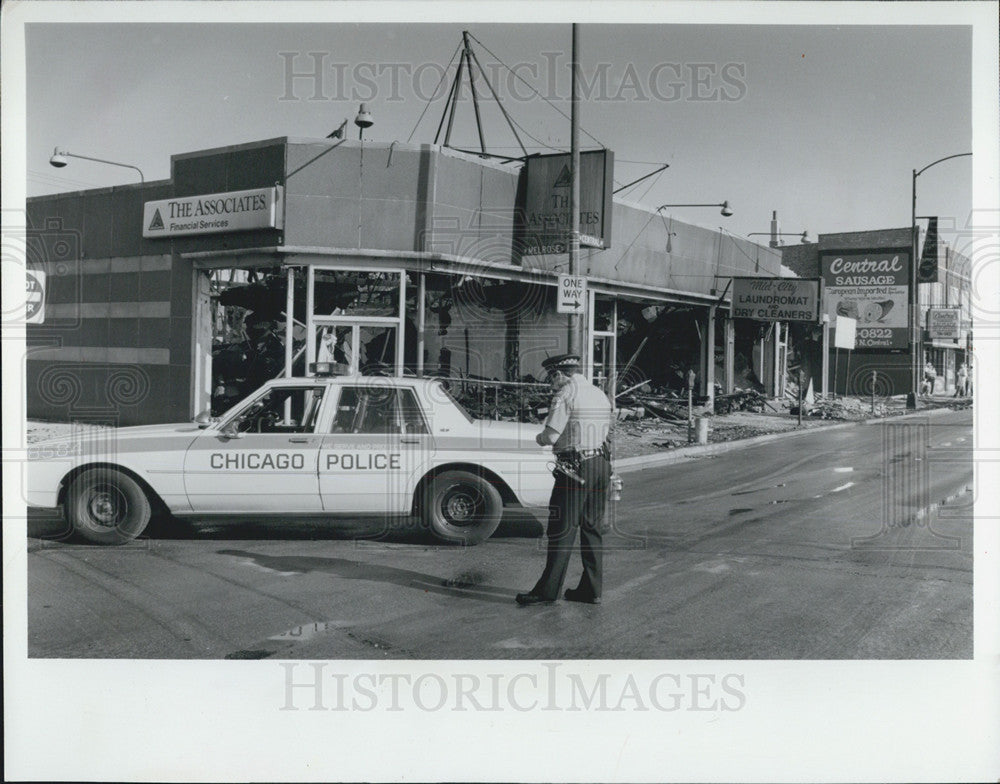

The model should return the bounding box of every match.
[907,152,972,408]
[568,23,581,355]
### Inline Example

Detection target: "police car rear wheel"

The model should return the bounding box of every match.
[66,468,152,545]
[424,471,502,545]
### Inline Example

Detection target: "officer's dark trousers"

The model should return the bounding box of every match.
[531,455,612,600]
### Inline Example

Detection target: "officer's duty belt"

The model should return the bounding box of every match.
[557,447,604,460]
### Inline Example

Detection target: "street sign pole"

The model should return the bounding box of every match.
[797,368,803,427]
[568,23,581,356]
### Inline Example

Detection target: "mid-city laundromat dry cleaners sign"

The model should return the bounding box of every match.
[143,186,283,238]
[820,251,908,349]
[731,277,822,322]
[519,150,614,255]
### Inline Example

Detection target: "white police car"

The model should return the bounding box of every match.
[27,365,555,546]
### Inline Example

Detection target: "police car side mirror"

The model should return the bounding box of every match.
[220,421,244,440]
[193,409,215,428]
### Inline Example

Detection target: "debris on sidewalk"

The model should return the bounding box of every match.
[809,397,889,420]
[713,389,770,414]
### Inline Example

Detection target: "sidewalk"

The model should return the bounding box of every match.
[613,395,971,472]
[24,395,971,464]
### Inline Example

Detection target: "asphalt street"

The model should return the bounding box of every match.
[26,409,973,659]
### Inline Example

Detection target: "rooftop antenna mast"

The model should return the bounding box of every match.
[433,31,528,159]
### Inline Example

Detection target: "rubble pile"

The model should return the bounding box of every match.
[446,380,549,422]
[809,396,888,420]
[713,389,769,415]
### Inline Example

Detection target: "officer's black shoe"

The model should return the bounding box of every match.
[564,588,601,605]
[516,592,554,606]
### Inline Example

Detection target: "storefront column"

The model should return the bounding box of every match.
[757,326,768,395]
[416,272,426,377]
[305,267,315,375]
[191,269,213,417]
[723,314,735,394]
[284,268,295,377]
[772,321,783,397]
[703,306,716,409]
[821,316,830,397]
[284,268,295,420]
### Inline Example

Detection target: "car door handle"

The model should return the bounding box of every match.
[400,437,421,444]
[288,437,311,443]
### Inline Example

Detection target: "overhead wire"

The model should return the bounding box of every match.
[28,170,111,191]
[406,40,464,144]
[466,31,608,150]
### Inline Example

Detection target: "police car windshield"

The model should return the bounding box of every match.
[437,382,474,423]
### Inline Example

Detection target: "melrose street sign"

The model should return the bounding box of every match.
[557,274,587,314]
[143,186,284,238]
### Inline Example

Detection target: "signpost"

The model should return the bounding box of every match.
[556,274,587,314]
[731,277,822,322]
[820,251,908,350]
[519,149,614,256]
[143,186,284,238]
[926,307,961,340]
[832,315,857,395]
[25,269,46,324]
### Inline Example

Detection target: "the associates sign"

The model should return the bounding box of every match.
[731,277,822,322]
[519,149,614,255]
[143,186,283,238]
[821,251,909,350]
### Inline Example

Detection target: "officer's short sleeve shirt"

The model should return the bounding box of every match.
[544,374,612,452]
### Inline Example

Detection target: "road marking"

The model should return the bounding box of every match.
[831,482,855,493]
[606,569,662,599]
[833,467,854,473]
[268,620,352,642]
[495,637,555,649]
[693,561,731,574]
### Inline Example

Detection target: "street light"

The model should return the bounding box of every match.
[907,152,972,408]
[49,147,145,183]
[354,103,374,140]
[657,201,734,217]
[748,230,811,245]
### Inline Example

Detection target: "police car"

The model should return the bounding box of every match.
[27,365,555,546]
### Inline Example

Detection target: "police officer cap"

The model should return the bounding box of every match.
[541,353,582,372]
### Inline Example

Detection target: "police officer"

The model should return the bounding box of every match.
[516,354,614,606]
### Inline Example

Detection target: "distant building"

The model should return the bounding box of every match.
[782,227,972,396]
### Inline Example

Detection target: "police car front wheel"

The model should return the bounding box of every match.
[66,468,152,545]
[423,471,502,545]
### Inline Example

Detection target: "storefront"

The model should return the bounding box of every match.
[26,136,788,425]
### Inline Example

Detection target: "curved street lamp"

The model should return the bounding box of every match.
[907,152,972,408]
[49,147,145,183]
[658,201,734,217]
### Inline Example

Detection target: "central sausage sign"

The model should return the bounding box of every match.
[820,251,909,350]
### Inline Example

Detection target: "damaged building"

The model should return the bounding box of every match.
[26,136,797,426]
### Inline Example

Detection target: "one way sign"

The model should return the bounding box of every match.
[557,274,587,314]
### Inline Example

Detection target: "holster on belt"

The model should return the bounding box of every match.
[552,455,586,485]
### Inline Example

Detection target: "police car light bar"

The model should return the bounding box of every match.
[309,362,351,376]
